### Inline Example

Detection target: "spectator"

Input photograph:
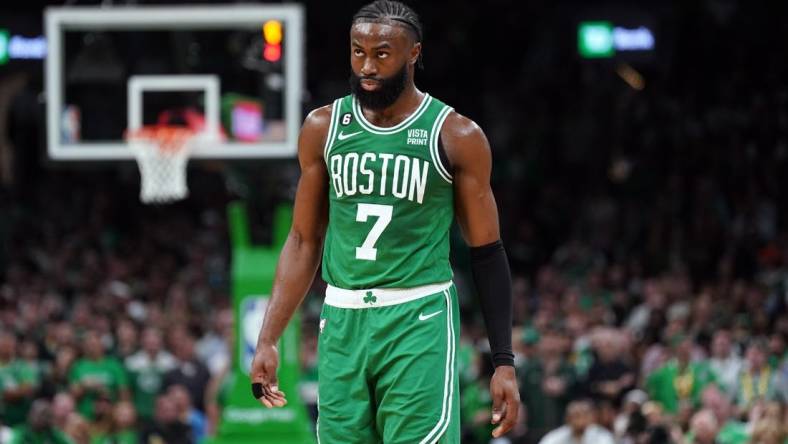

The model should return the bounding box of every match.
[114,318,139,360]
[708,329,742,395]
[519,329,577,442]
[18,337,43,390]
[640,401,669,431]
[625,280,666,336]
[458,345,496,443]
[88,393,115,442]
[64,412,90,444]
[699,385,748,444]
[613,389,648,440]
[140,394,193,444]
[51,392,75,432]
[169,384,207,443]
[204,364,233,438]
[0,422,11,443]
[766,332,785,369]
[584,328,635,406]
[68,330,130,420]
[538,400,615,444]
[0,332,38,426]
[103,401,139,444]
[50,345,78,394]
[733,339,782,413]
[515,327,540,368]
[196,308,232,376]
[686,409,719,444]
[748,401,787,444]
[41,322,65,363]
[9,399,72,444]
[646,335,717,415]
[125,326,177,420]
[164,329,211,413]
[779,358,788,404]
[53,323,77,352]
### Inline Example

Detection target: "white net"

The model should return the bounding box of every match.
[128,127,194,204]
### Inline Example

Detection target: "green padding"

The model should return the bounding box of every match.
[209,201,315,444]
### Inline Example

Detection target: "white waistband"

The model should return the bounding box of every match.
[325,281,452,309]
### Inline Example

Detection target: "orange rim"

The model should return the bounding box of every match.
[127,125,195,152]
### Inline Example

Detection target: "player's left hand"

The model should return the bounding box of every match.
[489,365,520,438]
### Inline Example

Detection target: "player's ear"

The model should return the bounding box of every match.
[410,42,421,66]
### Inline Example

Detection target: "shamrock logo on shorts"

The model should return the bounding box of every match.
[363,291,377,305]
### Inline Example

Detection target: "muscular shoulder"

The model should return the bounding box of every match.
[439,110,491,168]
[302,104,333,136]
[298,104,333,159]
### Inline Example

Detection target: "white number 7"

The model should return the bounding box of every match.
[355,203,393,261]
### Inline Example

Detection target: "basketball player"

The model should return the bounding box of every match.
[251,1,519,442]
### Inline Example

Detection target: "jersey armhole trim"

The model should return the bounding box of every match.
[430,106,454,184]
[323,99,342,160]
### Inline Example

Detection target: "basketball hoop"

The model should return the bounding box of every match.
[127,125,196,204]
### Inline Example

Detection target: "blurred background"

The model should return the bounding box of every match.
[1,1,787,443]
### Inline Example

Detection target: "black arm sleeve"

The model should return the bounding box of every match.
[470,239,514,368]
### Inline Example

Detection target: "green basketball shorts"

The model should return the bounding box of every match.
[317,281,460,444]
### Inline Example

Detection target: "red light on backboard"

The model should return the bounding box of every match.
[263,43,281,62]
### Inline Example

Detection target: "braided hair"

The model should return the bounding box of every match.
[352,1,424,68]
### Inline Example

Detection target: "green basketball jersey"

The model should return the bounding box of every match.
[321,93,455,289]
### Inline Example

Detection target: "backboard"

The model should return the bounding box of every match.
[45,5,304,160]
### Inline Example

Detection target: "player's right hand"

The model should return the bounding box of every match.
[250,342,288,408]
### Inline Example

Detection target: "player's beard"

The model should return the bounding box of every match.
[349,62,408,111]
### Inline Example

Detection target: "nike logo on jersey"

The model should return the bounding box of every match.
[337,131,362,141]
[418,310,443,321]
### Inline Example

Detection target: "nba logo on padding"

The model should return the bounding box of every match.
[240,296,269,375]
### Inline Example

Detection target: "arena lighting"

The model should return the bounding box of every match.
[0,29,8,64]
[0,29,47,64]
[578,22,614,58]
[8,35,47,59]
[613,27,654,51]
[263,20,282,45]
[578,21,655,58]
[263,43,281,62]
[262,20,283,62]
[616,63,645,90]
